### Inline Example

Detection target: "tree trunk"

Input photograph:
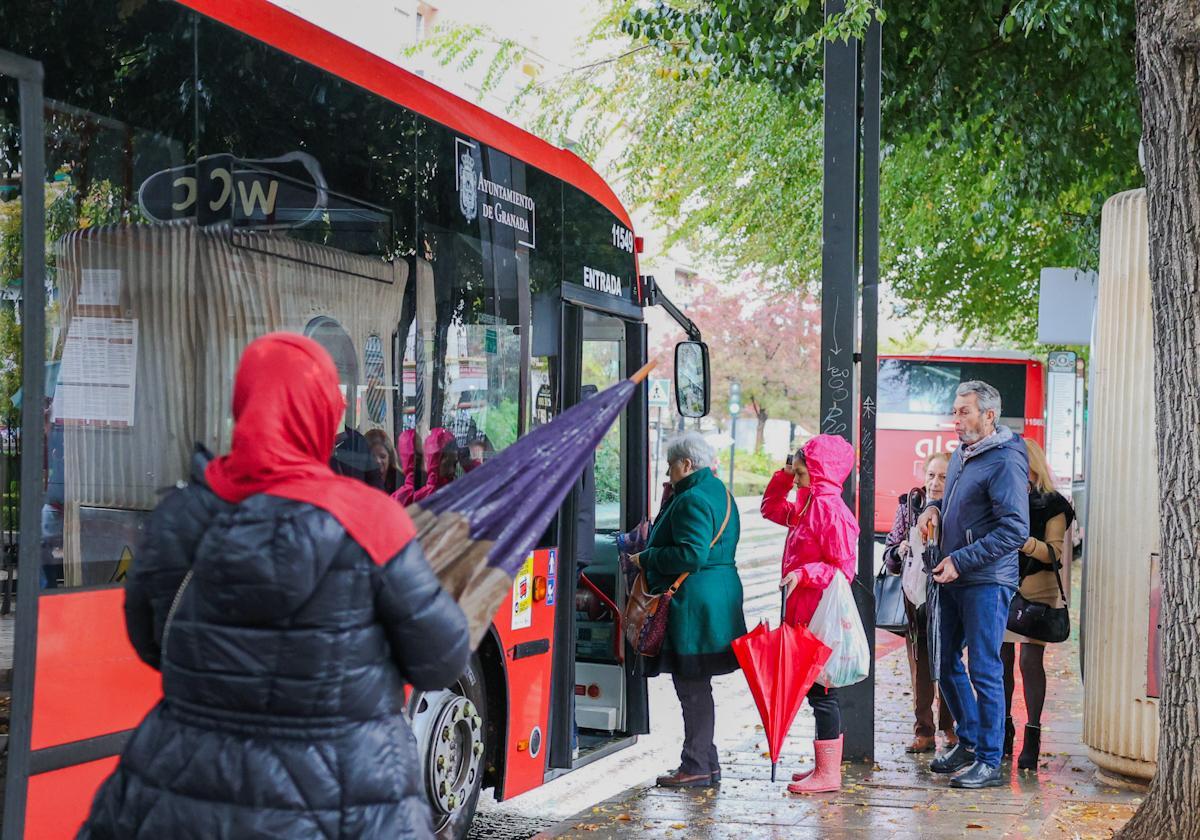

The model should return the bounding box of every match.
[755,409,768,455]
[1119,3,1200,838]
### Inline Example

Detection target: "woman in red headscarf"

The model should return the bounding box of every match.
[81,333,470,840]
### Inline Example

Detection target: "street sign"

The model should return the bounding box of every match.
[647,378,670,407]
[729,381,741,416]
[1046,350,1077,492]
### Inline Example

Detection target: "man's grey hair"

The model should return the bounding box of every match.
[957,380,1002,417]
[666,431,715,468]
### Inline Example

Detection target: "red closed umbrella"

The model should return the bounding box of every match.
[732,619,833,782]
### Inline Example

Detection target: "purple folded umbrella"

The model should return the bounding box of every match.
[410,363,654,647]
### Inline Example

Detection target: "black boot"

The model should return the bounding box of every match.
[1003,717,1015,758]
[930,743,976,774]
[1018,725,1041,770]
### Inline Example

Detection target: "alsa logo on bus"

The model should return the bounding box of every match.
[456,137,536,249]
[138,152,327,228]
[916,436,960,460]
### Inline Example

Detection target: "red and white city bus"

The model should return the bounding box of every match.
[0,4,705,837]
[874,351,1046,533]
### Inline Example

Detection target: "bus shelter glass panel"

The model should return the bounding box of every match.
[3,2,425,589]
[0,75,25,604]
[31,20,198,590]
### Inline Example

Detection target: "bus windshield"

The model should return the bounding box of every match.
[878,359,1027,419]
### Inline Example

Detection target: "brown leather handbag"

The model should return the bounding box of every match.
[623,489,733,657]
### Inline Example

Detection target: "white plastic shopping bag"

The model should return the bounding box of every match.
[809,572,870,688]
[901,525,927,607]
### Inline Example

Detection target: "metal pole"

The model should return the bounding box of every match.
[856,0,883,763]
[819,0,871,762]
[2,50,46,837]
[653,406,663,486]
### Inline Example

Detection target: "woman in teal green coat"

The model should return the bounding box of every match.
[635,432,745,788]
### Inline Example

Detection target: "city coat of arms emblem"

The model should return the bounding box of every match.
[459,152,478,221]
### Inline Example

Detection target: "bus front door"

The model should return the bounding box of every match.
[548,305,649,771]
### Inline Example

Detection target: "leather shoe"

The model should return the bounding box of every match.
[930,743,976,774]
[906,736,936,754]
[949,760,1003,789]
[656,769,715,788]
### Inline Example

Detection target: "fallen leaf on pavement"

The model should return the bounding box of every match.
[616,814,632,822]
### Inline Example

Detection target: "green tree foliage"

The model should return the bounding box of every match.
[624,0,1139,210]
[617,0,1140,340]
[430,1,1140,341]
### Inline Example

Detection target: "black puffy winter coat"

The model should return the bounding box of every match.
[80,453,471,839]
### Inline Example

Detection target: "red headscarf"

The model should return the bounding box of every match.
[205,333,415,565]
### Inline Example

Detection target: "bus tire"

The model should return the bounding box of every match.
[408,653,488,840]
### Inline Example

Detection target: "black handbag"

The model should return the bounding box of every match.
[874,567,908,635]
[1006,558,1070,643]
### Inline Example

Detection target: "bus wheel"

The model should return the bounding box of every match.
[409,654,488,840]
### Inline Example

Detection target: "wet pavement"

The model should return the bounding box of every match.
[467,811,557,839]
[533,573,1143,840]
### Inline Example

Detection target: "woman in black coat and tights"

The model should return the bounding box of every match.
[81,333,471,839]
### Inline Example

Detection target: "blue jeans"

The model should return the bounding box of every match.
[938,583,1015,767]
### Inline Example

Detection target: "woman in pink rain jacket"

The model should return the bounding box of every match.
[760,433,859,794]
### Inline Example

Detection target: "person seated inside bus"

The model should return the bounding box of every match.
[460,433,494,473]
[413,427,458,502]
[391,428,421,505]
[331,426,384,489]
[365,428,401,494]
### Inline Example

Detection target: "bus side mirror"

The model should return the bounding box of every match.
[674,341,710,418]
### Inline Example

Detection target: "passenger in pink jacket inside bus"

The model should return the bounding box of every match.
[412,428,458,502]
[760,433,859,795]
[390,429,419,505]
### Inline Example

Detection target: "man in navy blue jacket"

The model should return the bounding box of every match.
[918,380,1030,789]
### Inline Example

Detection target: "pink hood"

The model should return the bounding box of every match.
[760,434,860,626]
[390,429,418,506]
[412,428,456,502]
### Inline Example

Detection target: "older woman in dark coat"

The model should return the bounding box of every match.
[80,333,470,839]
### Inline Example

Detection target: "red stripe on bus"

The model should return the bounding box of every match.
[31,589,161,751]
[173,0,634,227]
[25,756,120,840]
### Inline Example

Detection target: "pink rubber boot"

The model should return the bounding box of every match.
[787,735,843,794]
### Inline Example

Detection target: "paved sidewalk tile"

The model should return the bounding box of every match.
[537,594,1144,840]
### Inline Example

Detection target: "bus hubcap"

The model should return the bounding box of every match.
[413,691,483,819]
